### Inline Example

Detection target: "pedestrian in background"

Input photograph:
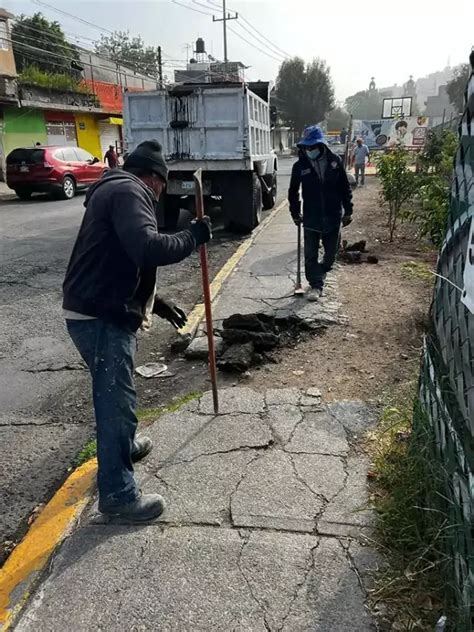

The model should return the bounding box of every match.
[288,125,353,301]
[104,144,118,169]
[63,140,212,523]
[353,138,370,186]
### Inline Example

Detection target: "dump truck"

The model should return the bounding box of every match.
[123,81,277,232]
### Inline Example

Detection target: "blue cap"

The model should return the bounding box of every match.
[297,125,326,147]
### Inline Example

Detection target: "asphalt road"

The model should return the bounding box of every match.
[0,159,293,560]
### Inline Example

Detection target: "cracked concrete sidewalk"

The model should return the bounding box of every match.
[16,388,379,631]
[209,205,344,327]
[15,203,380,631]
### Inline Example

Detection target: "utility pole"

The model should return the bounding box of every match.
[157,46,163,88]
[213,0,238,76]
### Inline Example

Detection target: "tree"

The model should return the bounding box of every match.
[377,147,417,242]
[446,64,470,113]
[95,31,160,78]
[12,13,79,75]
[345,89,384,120]
[326,107,350,131]
[275,57,334,136]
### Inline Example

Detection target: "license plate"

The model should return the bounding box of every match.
[181,181,195,190]
[20,166,29,172]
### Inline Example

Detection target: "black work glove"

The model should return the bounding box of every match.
[291,213,303,226]
[153,297,187,330]
[342,215,353,227]
[189,216,212,246]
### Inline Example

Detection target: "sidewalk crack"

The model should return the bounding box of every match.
[277,540,320,632]
[236,533,272,631]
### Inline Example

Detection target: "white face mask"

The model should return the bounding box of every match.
[306,148,321,160]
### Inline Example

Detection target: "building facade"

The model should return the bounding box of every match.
[0,9,157,178]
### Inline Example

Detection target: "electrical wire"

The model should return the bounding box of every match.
[173,0,286,62]
[31,0,114,34]
[171,0,214,16]
[25,2,179,63]
[11,20,163,80]
[226,25,285,62]
[205,0,291,58]
[8,37,158,84]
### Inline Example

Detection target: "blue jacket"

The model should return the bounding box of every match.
[288,149,353,233]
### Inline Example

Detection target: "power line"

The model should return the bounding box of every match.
[226,26,285,63]
[205,0,291,58]
[31,0,114,34]
[191,0,216,15]
[27,2,178,63]
[11,19,162,80]
[171,0,213,15]
[233,19,285,61]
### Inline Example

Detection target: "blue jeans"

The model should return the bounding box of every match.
[304,226,340,290]
[66,319,139,509]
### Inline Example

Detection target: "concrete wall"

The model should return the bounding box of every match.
[79,51,156,90]
[74,113,102,158]
[3,107,47,155]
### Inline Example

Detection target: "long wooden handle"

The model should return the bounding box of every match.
[193,169,219,414]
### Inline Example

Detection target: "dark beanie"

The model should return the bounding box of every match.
[123,140,169,182]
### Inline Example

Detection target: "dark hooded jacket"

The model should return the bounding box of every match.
[63,170,196,332]
[288,147,353,233]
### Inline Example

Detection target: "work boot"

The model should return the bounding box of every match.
[99,492,166,523]
[306,287,322,302]
[131,435,153,463]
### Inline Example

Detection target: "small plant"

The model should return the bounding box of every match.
[377,147,417,241]
[75,439,97,466]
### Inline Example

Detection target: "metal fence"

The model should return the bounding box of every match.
[418,52,474,630]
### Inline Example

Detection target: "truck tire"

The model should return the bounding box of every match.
[223,173,262,234]
[262,171,277,210]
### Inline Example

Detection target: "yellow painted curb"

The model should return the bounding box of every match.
[0,459,97,631]
[181,199,288,338]
[0,198,289,630]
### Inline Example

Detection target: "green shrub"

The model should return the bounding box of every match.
[377,147,417,241]
[406,132,457,247]
[19,65,89,94]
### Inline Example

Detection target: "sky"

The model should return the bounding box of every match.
[4,0,473,100]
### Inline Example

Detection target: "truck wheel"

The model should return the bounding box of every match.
[262,171,277,210]
[223,173,262,234]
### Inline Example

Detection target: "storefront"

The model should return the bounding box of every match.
[44,111,77,146]
[2,107,47,157]
[74,114,102,159]
[98,117,122,159]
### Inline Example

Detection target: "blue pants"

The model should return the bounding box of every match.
[66,319,139,509]
[304,226,340,290]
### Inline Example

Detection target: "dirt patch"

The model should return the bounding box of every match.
[248,178,436,402]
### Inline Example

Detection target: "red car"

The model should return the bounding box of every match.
[6,145,108,200]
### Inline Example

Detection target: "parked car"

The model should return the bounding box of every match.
[6,146,108,200]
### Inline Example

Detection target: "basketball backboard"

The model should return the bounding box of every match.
[382,97,413,119]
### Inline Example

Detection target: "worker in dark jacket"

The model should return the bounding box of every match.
[63,140,211,523]
[288,125,353,301]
